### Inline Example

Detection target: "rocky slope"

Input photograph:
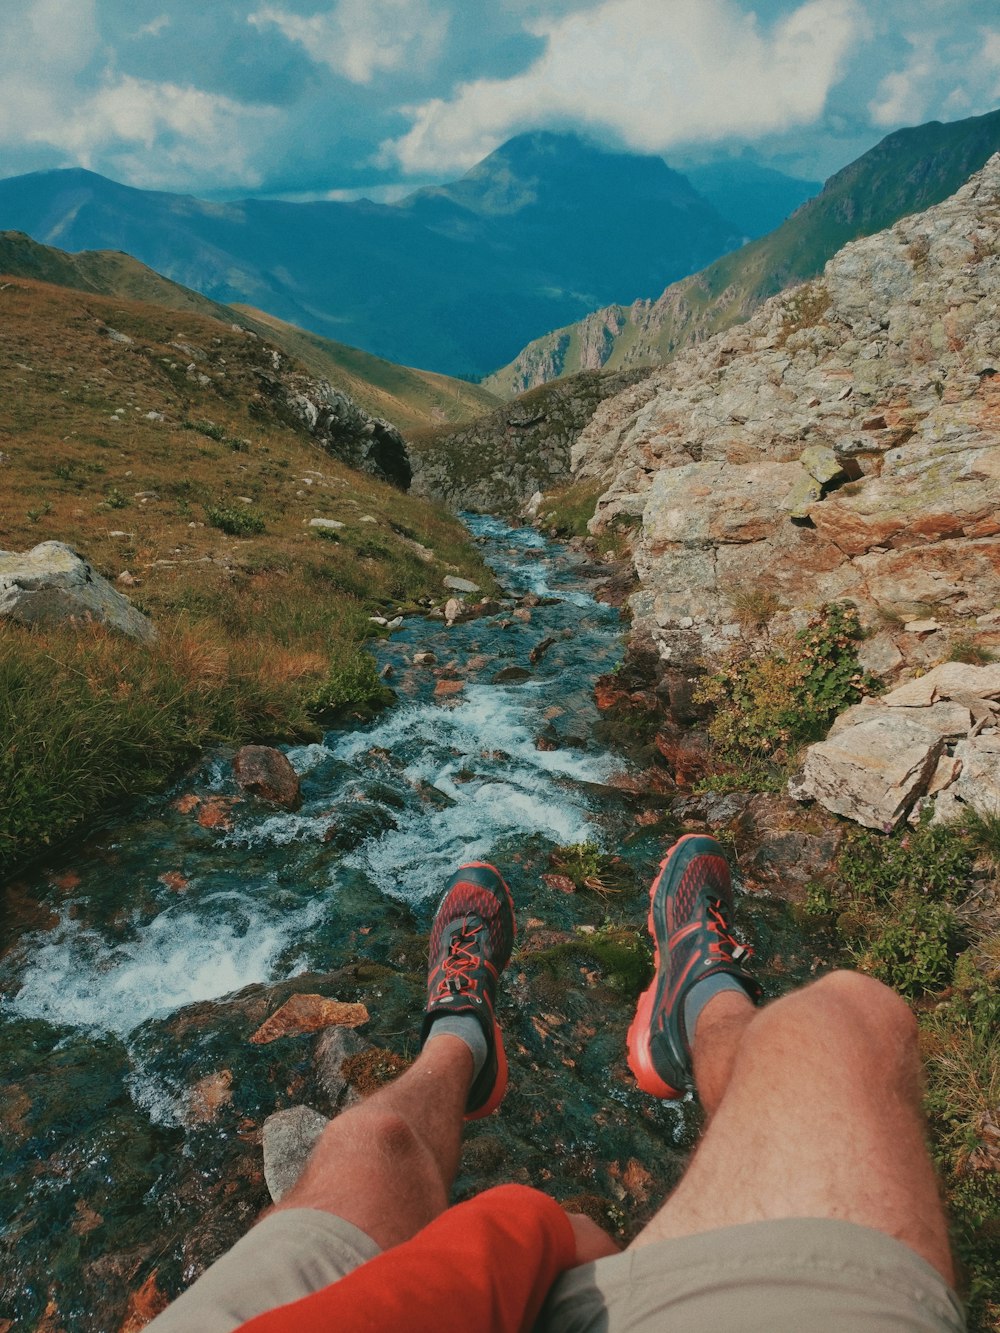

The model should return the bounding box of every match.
[408,367,650,514]
[576,153,1000,672]
[486,108,1000,397]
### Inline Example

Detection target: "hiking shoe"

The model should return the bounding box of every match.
[627,834,760,1099]
[419,862,516,1120]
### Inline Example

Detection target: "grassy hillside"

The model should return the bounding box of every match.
[486,108,1000,397]
[0,274,496,874]
[230,304,498,433]
[0,231,498,433]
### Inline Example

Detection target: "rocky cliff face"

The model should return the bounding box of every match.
[579,155,1000,669]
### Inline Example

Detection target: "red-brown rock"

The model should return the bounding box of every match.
[233,745,301,810]
[250,993,370,1044]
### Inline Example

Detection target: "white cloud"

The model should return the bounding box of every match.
[869,25,1000,129]
[135,15,172,39]
[249,0,449,85]
[380,0,861,174]
[52,76,276,184]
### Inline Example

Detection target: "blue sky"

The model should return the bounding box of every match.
[1,0,998,197]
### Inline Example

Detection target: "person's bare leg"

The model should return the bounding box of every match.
[273,1034,473,1249]
[631,970,955,1284]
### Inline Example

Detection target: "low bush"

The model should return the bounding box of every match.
[206,503,266,536]
[695,603,875,764]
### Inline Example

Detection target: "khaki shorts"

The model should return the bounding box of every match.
[147,1209,965,1333]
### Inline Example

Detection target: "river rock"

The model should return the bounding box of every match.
[788,714,944,830]
[262,1105,329,1203]
[0,541,156,642]
[250,994,370,1044]
[444,597,464,625]
[444,575,480,594]
[314,1026,371,1111]
[233,745,302,809]
[492,665,532,684]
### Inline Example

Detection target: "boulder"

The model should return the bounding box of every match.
[881,662,1000,707]
[0,541,156,642]
[443,576,480,594]
[788,714,944,830]
[828,699,972,740]
[233,745,302,810]
[262,1105,329,1203]
[932,734,1000,823]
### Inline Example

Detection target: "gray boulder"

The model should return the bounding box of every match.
[788,714,944,830]
[262,1104,329,1203]
[0,541,156,642]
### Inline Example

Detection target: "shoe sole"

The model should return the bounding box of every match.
[626,834,709,1100]
[444,861,515,1120]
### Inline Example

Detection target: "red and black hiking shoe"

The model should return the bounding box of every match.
[419,862,516,1120]
[627,834,761,1100]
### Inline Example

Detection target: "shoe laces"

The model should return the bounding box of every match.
[707,903,752,965]
[436,918,484,997]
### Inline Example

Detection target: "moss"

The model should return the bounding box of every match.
[529,927,653,997]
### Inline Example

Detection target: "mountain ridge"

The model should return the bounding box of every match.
[0,229,497,433]
[485,108,1000,398]
[0,134,745,380]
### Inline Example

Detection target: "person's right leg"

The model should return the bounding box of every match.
[625,835,954,1283]
[632,970,955,1283]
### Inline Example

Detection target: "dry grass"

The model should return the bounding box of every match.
[0,275,497,871]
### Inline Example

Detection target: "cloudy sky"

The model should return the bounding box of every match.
[1,0,998,198]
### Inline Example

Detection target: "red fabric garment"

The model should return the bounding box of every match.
[236,1184,576,1333]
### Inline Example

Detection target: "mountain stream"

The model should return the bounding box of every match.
[0,516,807,1331]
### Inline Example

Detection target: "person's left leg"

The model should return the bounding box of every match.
[275,860,517,1246]
[272,1032,474,1246]
[147,862,516,1332]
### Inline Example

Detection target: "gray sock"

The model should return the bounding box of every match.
[424,1014,488,1079]
[682,972,750,1048]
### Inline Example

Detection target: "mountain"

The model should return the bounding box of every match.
[677,159,820,239]
[0,230,497,433]
[485,108,1000,398]
[0,134,740,381]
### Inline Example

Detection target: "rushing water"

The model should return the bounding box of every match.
[2,516,666,1328]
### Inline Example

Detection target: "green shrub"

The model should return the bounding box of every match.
[182,418,226,441]
[104,486,130,509]
[206,503,266,536]
[695,603,875,762]
[858,900,959,997]
[309,649,393,723]
[839,821,973,905]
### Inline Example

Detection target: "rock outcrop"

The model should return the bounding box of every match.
[580,155,1000,668]
[257,359,411,489]
[409,367,650,515]
[790,662,1000,828]
[0,541,156,642]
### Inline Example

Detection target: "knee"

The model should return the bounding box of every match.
[810,969,917,1042]
[356,1110,428,1170]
